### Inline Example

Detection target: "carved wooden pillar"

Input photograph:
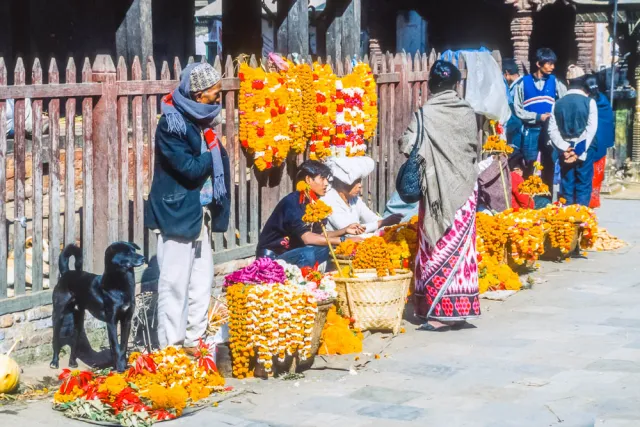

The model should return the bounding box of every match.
[511,9,533,73]
[633,62,640,163]
[575,21,596,71]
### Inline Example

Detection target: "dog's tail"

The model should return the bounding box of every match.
[59,244,83,275]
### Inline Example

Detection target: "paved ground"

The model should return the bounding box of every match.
[3,199,640,427]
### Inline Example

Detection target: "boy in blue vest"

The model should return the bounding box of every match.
[547,65,598,206]
[513,48,567,189]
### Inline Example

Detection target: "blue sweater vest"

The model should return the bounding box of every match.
[522,74,557,115]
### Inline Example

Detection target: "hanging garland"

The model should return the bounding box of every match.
[238,63,291,171]
[239,60,379,167]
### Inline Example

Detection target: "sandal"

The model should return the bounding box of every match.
[417,323,451,332]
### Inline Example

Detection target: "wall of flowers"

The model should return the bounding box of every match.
[239,60,378,171]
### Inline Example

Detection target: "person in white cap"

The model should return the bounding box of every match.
[146,62,229,354]
[323,156,403,234]
[547,64,598,206]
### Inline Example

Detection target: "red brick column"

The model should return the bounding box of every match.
[511,10,533,73]
[575,22,596,71]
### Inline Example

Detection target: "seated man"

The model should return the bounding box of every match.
[256,160,363,268]
[323,156,402,234]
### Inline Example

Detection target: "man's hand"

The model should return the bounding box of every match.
[344,223,366,236]
[380,213,404,228]
[540,113,551,122]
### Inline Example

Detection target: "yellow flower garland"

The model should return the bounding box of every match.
[226,283,317,377]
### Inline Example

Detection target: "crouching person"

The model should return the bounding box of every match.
[256,160,364,269]
[145,63,229,353]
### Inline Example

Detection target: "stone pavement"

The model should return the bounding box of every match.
[3,199,640,427]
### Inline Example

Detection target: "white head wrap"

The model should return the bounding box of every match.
[326,156,375,186]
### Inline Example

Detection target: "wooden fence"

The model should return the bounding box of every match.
[0,50,500,315]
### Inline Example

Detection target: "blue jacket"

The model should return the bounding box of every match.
[522,74,557,116]
[592,93,615,161]
[145,115,219,241]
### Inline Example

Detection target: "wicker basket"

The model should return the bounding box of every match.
[333,269,412,335]
[541,223,582,261]
[335,254,354,269]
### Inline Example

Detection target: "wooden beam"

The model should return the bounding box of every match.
[277,0,310,56]
[326,0,361,61]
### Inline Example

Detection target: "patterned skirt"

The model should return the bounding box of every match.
[413,190,481,321]
[590,157,606,209]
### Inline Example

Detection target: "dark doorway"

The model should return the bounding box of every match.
[530,2,577,78]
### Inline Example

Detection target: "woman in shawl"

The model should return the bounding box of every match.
[399,60,481,332]
[585,75,614,208]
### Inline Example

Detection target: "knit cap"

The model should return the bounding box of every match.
[189,63,221,93]
[566,64,585,81]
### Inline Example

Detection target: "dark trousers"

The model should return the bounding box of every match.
[539,140,559,191]
[559,154,594,206]
[276,246,330,268]
[521,126,541,178]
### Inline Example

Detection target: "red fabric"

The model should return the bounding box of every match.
[203,128,218,150]
[510,172,534,211]
[590,157,606,208]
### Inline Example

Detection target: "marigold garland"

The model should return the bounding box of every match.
[478,254,522,294]
[335,240,360,257]
[302,199,333,223]
[476,212,508,263]
[310,63,336,160]
[539,203,598,253]
[518,175,550,196]
[226,283,317,378]
[353,236,395,277]
[238,63,291,171]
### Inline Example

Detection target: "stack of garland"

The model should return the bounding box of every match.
[238,59,378,171]
[476,201,598,294]
[224,258,338,379]
[53,344,226,426]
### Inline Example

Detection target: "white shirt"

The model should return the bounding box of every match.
[5,99,33,136]
[322,188,381,234]
[547,89,598,161]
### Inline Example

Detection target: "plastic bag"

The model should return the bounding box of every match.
[461,51,511,124]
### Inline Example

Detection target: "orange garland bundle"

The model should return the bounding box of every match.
[238,63,291,171]
[353,236,395,277]
[310,63,336,160]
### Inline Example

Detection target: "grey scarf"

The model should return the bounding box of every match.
[161,63,226,203]
[400,90,479,248]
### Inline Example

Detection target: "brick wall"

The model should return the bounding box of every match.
[0,305,107,366]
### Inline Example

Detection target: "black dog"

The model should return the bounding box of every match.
[50,242,145,372]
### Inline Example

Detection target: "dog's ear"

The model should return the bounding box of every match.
[128,242,141,251]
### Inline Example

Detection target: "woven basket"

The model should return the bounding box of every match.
[541,222,582,261]
[333,269,412,335]
[335,254,354,269]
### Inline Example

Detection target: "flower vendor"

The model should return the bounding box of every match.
[547,65,598,207]
[256,160,364,268]
[145,63,230,353]
[398,60,481,332]
[584,74,614,209]
[508,153,535,211]
[513,48,567,187]
[323,156,403,235]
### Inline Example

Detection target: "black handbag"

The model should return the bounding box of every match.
[396,107,424,204]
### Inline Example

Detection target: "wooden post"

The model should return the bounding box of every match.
[92,55,119,272]
[277,0,310,56]
[326,0,362,61]
[0,59,6,296]
[116,0,153,78]
[13,59,26,295]
[223,0,263,59]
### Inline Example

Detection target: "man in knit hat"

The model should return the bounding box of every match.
[547,64,598,206]
[146,62,229,354]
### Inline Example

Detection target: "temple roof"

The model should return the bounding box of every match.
[195,0,326,18]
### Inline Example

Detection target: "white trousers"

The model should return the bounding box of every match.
[156,230,213,349]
